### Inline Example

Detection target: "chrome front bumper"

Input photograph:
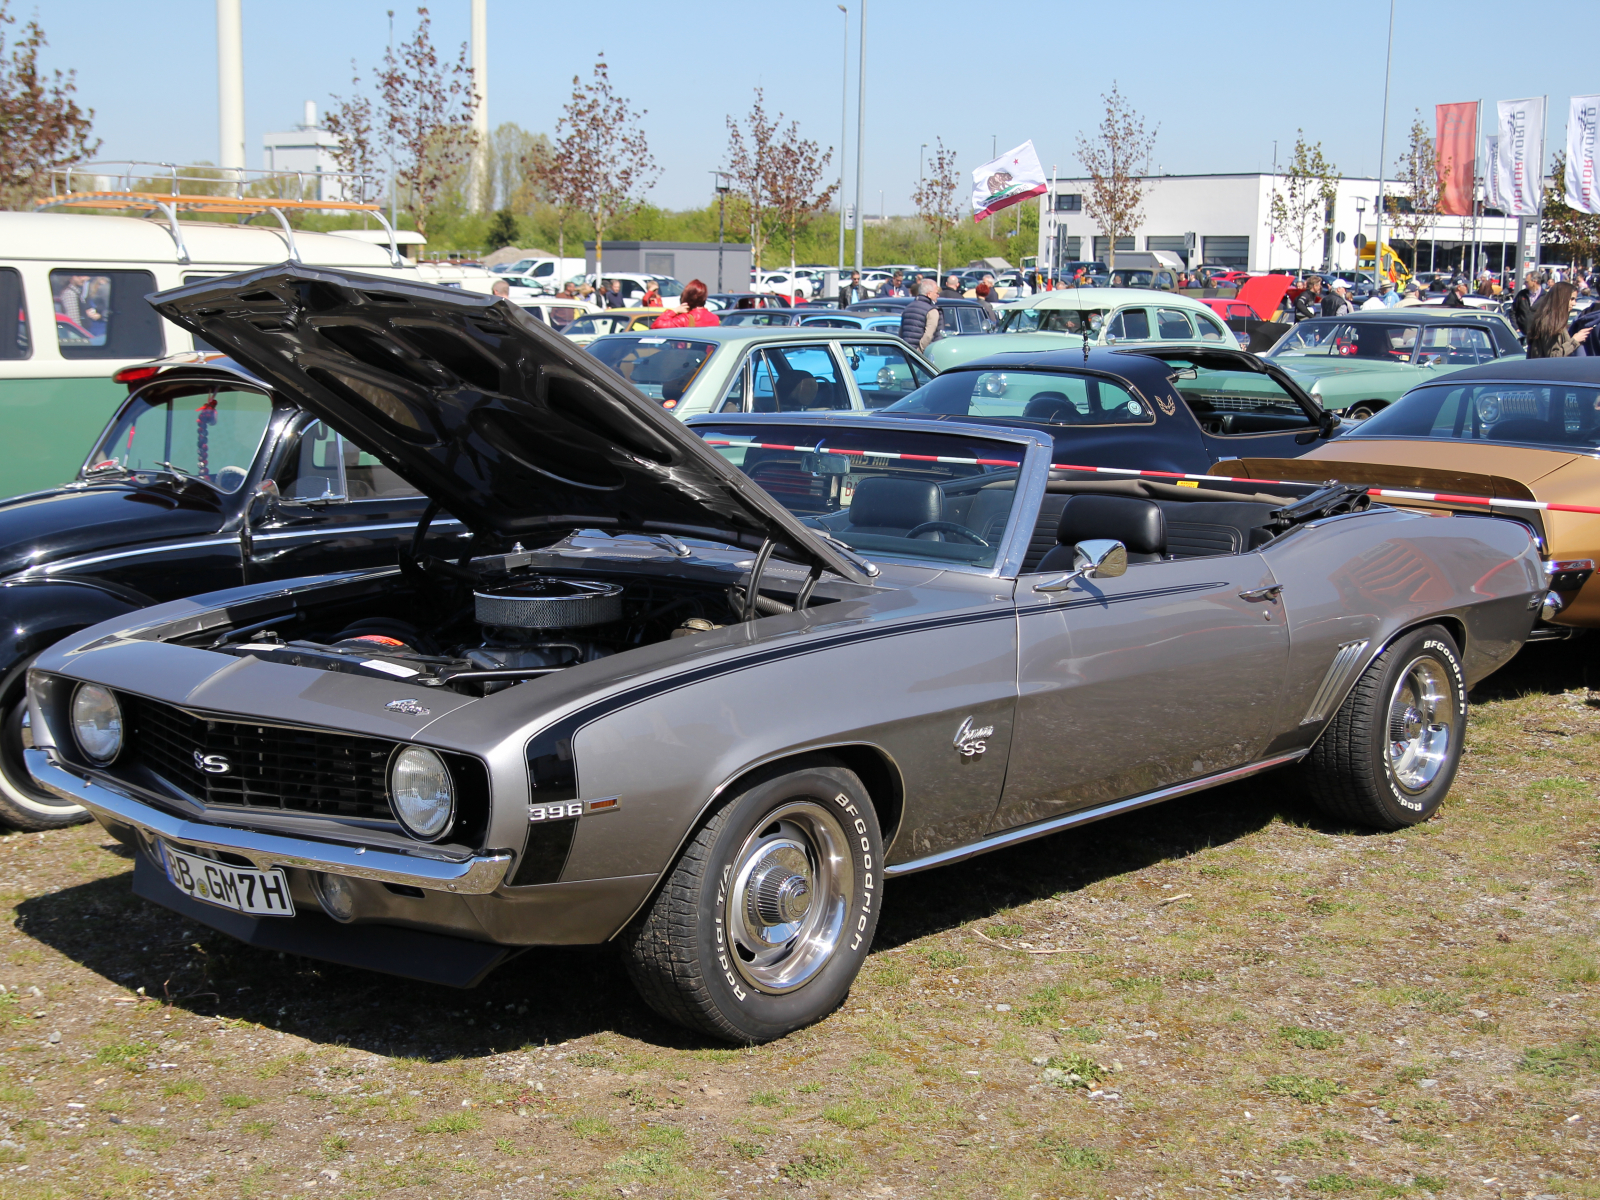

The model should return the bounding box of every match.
[26,749,511,894]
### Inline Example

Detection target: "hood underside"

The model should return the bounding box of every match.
[150,265,866,582]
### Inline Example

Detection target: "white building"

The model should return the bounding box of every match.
[1038,173,1527,276]
[262,102,344,201]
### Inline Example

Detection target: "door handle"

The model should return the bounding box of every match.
[1239,583,1284,601]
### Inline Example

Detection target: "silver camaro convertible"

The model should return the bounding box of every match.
[25,267,1546,1043]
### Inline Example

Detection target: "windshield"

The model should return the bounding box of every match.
[696,423,1027,569]
[1268,319,1423,364]
[652,277,684,299]
[885,369,1153,425]
[89,384,273,492]
[587,336,717,407]
[1348,380,1600,450]
[999,307,1105,334]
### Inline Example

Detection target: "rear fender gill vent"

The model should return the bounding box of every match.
[1301,639,1371,725]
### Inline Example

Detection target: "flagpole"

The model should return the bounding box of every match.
[1373,0,1395,289]
[851,0,866,273]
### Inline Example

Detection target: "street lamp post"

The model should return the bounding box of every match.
[919,142,927,186]
[1372,0,1396,290]
[837,5,848,273]
[852,0,866,272]
[713,172,731,292]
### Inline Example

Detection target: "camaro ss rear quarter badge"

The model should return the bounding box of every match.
[953,716,994,757]
[384,699,431,716]
[193,751,231,774]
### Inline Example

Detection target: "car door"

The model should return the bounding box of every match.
[245,416,457,580]
[1104,306,1152,344]
[996,547,1289,831]
[747,343,852,412]
[838,340,935,409]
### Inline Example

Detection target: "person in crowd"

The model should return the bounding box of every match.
[650,279,720,329]
[605,279,627,309]
[491,279,511,299]
[878,269,908,298]
[1525,282,1590,357]
[53,273,101,328]
[1292,277,1324,321]
[1360,281,1393,310]
[1512,271,1544,336]
[898,279,942,350]
[839,270,870,306]
[941,274,963,299]
[1323,280,1354,316]
[974,281,998,322]
[1397,280,1425,307]
[638,280,662,308]
[1441,279,1469,308]
[560,281,581,300]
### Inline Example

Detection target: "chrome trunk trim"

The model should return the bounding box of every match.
[25,749,511,894]
[1300,639,1371,725]
[883,750,1307,877]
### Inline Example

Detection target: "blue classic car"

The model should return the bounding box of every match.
[877,345,1346,474]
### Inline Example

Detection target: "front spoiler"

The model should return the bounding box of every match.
[26,749,512,895]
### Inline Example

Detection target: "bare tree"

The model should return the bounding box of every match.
[378,8,477,238]
[550,56,654,277]
[1390,111,1444,272]
[323,64,381,204]
[1074,84,1157,272]
[912,138,961,277]
[726,89,780,270]
[1268,131,1340,272]
[529,133,584,264]
[0,1,98,210]
[767,121,835,272]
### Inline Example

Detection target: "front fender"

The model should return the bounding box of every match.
[0,578,153,677]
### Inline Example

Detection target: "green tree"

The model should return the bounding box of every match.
[1268,131,1340,272]
[1075,83,1156,272]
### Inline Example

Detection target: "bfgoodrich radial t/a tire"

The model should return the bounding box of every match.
[622,758,883,1044]
[1302,625,1467,831]
[0,655,90,832]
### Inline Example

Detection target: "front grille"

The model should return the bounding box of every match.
[125,695,396,822]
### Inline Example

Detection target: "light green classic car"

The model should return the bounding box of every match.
[924,287,1235,371]
[1262,309,1525,420]
[584,326,937,418]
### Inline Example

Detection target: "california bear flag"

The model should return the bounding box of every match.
[970,140,1048,223]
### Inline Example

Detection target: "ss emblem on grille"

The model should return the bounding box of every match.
[193,751,231,775]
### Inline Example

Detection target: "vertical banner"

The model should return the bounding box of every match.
[1496,97,1546,216]
[970,140,1048,223]
[1565,95,1600,214]
[1485,136,1503,210]
[1435,102,1477,215]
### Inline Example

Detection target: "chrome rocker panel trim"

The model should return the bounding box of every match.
[25,749,511,894]
[883,750,1308,878]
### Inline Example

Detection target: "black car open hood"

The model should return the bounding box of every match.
[151,265,868,582]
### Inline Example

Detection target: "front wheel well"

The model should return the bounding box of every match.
[714,744,904,855]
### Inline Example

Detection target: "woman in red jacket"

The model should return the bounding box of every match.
[650,279,720,329]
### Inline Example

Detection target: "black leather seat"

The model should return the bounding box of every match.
[846,477,943,539]
[1037,495,1166,571]
[1022,391,1081,421]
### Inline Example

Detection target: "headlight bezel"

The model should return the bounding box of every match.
[387,744,455,842]
[70,682,124,765]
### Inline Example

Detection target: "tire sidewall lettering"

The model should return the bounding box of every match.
[1380,636,1464,818]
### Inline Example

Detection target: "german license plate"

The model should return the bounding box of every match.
[161,843,295,917]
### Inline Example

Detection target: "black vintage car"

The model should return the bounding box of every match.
[0,354,462,830]
[873,345,1346,475]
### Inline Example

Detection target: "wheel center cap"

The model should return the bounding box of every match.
[748,845,813,929]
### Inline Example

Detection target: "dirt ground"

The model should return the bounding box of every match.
[1,640,1597,1200]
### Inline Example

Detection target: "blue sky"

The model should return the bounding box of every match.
[40,0,1594,213]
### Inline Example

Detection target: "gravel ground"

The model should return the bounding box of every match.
[0,640,1597,1200]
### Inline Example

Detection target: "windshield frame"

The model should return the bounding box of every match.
[84,376,280,496]
[1341,377,1600,453]
[1266,317,1428,365]
[684,412,1054,579]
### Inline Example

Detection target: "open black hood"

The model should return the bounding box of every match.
[151,265,867,581]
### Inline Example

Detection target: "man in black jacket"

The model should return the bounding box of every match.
[941,274,963,299]
[1441,280,1469,308]
[838,271,870,307]
[1293,277,1324,321]
[1512,272,1544,335]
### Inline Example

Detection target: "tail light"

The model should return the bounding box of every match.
[113,364,160,385]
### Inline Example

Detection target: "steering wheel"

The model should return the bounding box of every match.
[905,521,989,546]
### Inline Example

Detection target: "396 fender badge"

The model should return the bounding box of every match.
[953,716,994,757]
[385,699,431,716]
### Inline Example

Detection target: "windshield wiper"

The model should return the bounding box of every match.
[154,460,214,492]
[81,459,132,481]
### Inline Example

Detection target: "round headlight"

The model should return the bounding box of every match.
[71,683,123,764]
[388,746,453,840]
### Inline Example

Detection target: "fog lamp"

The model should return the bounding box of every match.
[71,683,123,764]
[312,872,358,923]
[388,746,454,840]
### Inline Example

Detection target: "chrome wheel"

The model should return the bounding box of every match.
[1386,655,1453,792]
[725,801,852,994]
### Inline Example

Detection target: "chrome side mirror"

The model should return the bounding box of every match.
[249,478,280,518]
[1034,539,1129,592]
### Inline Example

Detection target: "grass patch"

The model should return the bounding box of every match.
[568,1050,612,1068]
[822,1098,877,1129]
[1400,1129,1444,1147]
[749,1090,782,1108]
[1043,1052,1108,1089]
[727,1137,765,1159]
[1414,1175,1448,1191]
[161,1079,202,1100]
[220,1094,262,1110]
[1265,1075,1347,1104]
[1045,1139,1111,1170]
[1280,1025,1345,1051]
[1520,1037,1600,1077]
[241,1119,275,1137]
[322,1134,351,1158]
[416,1111,481,1134]
[1307,1173,1369,1193]
[1279,1136,1319,1155]
[987,923,1026,938]
[92,1041,146,1071]
[569,1115,615,1139]
[783,1144,850,1181]
[923,948,969,969]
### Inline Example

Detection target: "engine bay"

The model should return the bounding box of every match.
[198,548,811,696]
